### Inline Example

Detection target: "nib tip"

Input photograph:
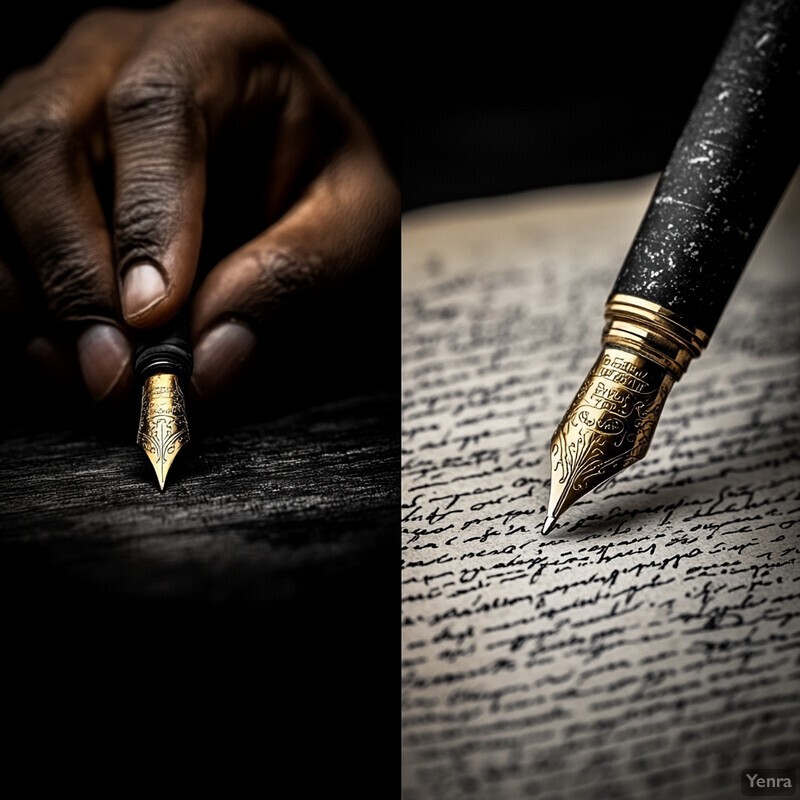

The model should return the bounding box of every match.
[542,515,556,535]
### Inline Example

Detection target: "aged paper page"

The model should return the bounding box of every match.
[402,176,800,799]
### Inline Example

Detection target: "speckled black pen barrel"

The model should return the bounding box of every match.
[611,0,800,336]
[546,0,800,532]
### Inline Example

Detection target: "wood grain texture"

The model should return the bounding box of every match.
[0,391,396,615]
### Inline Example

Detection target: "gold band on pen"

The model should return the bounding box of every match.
[603,294,709,377]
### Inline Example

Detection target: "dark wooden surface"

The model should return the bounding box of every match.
[0,392,394,584]
[0,390,396,610]
[0,383,397,776]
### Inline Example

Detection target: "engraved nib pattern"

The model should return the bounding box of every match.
[547,347,674,527]
[137,373,190,490]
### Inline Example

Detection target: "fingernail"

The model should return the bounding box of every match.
[192,321,257,401]
[77,324,132,402]
[122,261,167,320]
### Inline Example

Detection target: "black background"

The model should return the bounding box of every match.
[405,2,742,210]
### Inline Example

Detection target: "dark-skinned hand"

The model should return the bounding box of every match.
[0,0,398,408]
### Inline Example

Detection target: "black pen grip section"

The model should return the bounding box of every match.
[134,314,193,381]
[611,0,800,335]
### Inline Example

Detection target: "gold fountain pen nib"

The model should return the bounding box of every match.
[545,295,708,532]
[137,373,190,490]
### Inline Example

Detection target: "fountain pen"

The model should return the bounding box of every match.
[134,316,192,490]
[545,0,800,533]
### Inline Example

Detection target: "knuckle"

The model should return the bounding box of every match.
[189,1,290,46]
[245,7,290,46]
[107,69,198,133]
[44,278,102,324]
[67,7,129,35]
[36,240,108,323]
[0,94,74,176]
[114,194,175,266]
[247,247,322,308]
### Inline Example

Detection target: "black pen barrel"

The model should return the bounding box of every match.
[611,0,800,336]
[133,314,193,381]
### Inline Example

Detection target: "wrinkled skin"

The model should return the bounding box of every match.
[0,0,398,406]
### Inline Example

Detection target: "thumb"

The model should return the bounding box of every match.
[190,144,398,401]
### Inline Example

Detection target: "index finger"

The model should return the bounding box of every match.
[106,1,290,330]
